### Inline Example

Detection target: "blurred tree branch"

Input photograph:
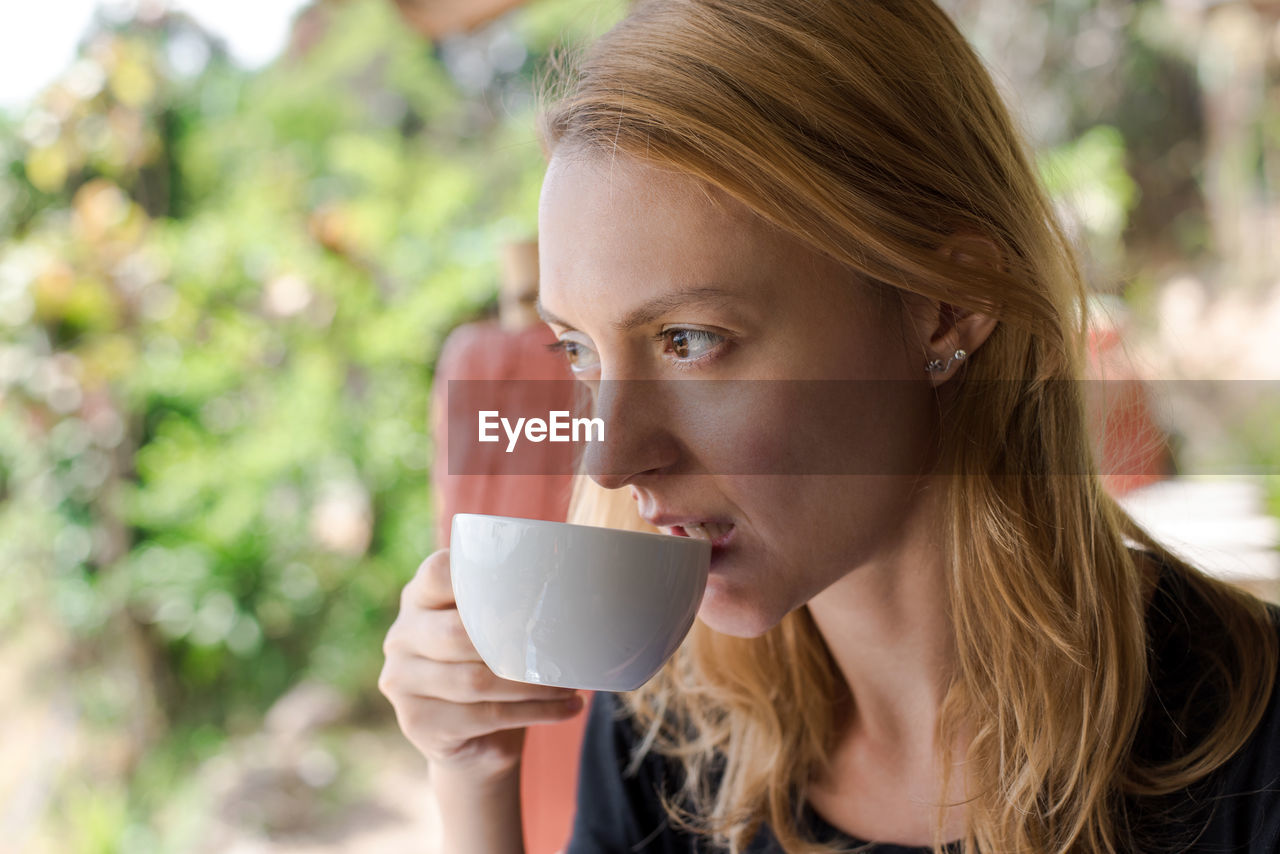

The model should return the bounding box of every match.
[391,0,530,39]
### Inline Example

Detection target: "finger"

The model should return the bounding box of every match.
[405,551,454,611]
[388,658,579,704]
[384,606,481,660]
[384,604,482,663]
[408,694,586,744]
[417,608,483,663]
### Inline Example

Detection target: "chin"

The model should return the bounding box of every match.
[695,578,788,639]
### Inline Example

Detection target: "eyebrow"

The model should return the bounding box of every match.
[537,285,736,332]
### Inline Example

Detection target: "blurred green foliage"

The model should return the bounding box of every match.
[0,0,623,738]
[1039,124,1139,274]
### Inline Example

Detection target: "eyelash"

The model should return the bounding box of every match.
[651,327,726,369]
[545,338,600,377]
[545,328,729,372]
[545,339,582,361]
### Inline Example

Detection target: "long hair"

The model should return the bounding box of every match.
[549,2,1278,851]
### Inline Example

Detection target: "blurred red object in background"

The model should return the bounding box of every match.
[392,0,528,39]
[1086,300,1174,496]
[430,241,585,854]
[431,319,577,542]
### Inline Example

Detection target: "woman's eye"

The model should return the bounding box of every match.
[663,328,723,361]
[547,336,599,373]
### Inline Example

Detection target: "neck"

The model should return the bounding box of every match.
[805,479,956,757]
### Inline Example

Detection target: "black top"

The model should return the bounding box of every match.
[566,563,1280,853]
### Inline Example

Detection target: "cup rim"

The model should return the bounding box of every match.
[451,512,711,551]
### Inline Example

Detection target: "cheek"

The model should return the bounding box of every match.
[694,473,927,638]
[675,381,936,477]
[670,383,828,475]
[692,480,850,638]
[725,476,919,609]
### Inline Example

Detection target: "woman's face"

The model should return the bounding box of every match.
[537,153,941,637]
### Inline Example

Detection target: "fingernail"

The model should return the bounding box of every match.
[564,694,584,711]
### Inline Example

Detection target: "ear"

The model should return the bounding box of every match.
[908,234,1002,386]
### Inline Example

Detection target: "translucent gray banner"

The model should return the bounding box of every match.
[441,379,1280,477]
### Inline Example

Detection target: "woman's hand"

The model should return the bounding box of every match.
[378,550,585,785]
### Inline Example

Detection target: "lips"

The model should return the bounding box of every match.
[674,521,733,543]
[645,515,736,548]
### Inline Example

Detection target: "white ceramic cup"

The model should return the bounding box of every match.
[450,513,711,691]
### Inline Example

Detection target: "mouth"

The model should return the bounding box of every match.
[666,521,735,549]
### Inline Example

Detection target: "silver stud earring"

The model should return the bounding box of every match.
[925,349,966,373]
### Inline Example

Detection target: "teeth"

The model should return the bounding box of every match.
[683,522,729,542]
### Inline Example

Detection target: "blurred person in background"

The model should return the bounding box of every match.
[430,240,575,545]
[429,240,583,854]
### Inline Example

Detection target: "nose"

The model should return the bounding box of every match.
[584,379,681,490]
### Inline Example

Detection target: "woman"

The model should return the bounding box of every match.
[379,1,1280,851]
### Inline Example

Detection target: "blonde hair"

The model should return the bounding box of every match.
[549,2,1278,851]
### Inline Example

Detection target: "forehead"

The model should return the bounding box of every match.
[536,152,798,310]
[539,150,743,234]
